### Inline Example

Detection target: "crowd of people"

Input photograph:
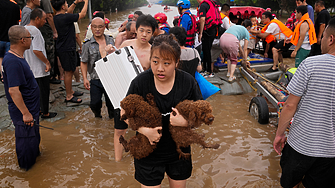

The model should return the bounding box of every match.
[0,0,334,187]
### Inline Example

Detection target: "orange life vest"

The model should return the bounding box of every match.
[290,13,317,46]
[261,19,293,43]
[249,24,258,40]
[220,12,230,23]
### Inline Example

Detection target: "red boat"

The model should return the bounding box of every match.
[229,6,266,18]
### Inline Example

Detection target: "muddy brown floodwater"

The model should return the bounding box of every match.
[0,93,283,187]
[0,4,289,188]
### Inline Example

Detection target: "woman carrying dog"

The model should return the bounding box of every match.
[121,34,203,188]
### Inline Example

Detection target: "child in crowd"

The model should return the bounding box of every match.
[121,34,203,187]
[247,16,259,55]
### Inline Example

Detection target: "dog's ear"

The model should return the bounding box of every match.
[146,93,156,107]
[129,107,135,117]
[189,111,197,128]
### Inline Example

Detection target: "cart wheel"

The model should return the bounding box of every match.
[249,96,269,124]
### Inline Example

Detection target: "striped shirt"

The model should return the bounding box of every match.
[287,54,335,158]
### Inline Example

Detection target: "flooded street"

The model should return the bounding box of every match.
[0,93,282,187]
[0,4,283,188]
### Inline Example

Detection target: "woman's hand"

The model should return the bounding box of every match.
[138,127,162,145]
[170,108,188,127]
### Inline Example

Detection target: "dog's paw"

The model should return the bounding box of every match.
[119,135,125,143]
[179,152,191,160]
[212,143,220,149]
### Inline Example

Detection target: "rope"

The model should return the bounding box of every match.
[246,67,289,94]
[239,67,257,91]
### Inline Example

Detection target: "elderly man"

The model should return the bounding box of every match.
[81,17,115,119]
[2,25,40,170]
[273,17,335,188]
[114,21,136,49]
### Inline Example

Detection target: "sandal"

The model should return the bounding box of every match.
[65,96,82,103]
[73,91,83,96]
[41,112,57,119]
[228,76,236,83]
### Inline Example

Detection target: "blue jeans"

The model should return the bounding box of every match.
[0,41,10,57]
[90,79,114,118]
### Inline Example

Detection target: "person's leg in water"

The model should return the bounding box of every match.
[114,129,126,161]
[168,177,186,188]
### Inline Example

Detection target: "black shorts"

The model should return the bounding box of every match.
[280,144,335,188]
[113,108,128,129]
[76,51,81,67]
[134,158,192,186]
[57,50,77,72]
[274,40,293,52]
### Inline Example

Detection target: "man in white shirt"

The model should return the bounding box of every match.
[220,3,233,30]
[256,11,293,71]
[24,8,57,119]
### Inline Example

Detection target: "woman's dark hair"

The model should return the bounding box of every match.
[51,0,65,11]
[242,19,252,28]
[150,35,181,63]
[136,14,158,33]
[169,27,187,46]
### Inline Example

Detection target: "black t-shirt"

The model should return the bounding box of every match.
[315,9,331,37]
[198,2,210,18]
[127,69,203,164]
[53,13,79,52]
[0,0,20,41]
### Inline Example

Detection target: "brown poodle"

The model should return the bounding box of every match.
[169,100,219,159]
[119,93,162,160]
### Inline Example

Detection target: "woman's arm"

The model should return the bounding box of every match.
[170,108,188,127]
[120,108,162,145]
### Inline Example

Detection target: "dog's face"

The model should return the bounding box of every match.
[195,101,214,125]
[120,94,145,119]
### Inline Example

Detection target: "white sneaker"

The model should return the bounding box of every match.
[202,72,208,78]
[226,72,230,77]
[209,73,215,78]
[228,76,236,82]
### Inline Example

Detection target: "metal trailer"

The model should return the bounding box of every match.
[240,66,284,124]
